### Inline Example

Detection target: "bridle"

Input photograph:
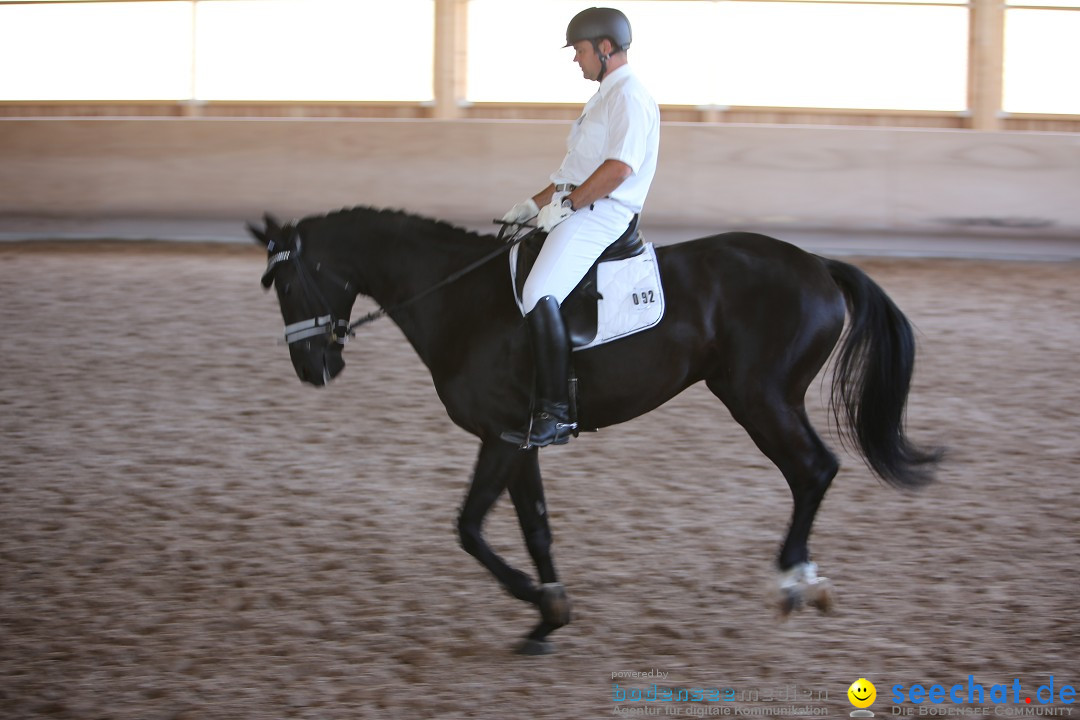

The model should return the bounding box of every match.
[262,221,538,347]
[262,229,352,347]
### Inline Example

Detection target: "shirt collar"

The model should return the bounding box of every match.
[597,64,633,97]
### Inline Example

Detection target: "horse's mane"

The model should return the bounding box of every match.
[299,205,497,250]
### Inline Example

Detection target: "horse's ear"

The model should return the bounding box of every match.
[248,221,268,247]
[250,213,286,251]
[264,213,283,236]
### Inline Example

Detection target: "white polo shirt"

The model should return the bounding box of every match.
[551,65,660,214]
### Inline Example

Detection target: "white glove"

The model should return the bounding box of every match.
[537,198,575,232]
[501,197,539,224]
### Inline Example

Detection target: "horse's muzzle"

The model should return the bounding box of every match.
[291,342,345,386]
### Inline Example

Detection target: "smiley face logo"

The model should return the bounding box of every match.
[848,678,877,709]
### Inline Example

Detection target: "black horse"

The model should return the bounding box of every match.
[251,206,940,654]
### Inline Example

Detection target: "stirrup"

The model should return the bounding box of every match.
[501,410,577,450]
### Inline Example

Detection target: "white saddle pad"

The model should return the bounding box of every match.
[510,241,666,350]
[576,243,665,350]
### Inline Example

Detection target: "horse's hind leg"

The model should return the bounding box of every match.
[708,379,839,615]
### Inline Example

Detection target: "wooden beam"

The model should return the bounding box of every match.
[969,0,1006,130]
[433,0,467,119]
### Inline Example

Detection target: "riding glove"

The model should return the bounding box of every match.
[537,198,575,232]
[502,197,540,224]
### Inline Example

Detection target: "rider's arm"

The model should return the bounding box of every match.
[565,159,632,210]
[531,184,557,209]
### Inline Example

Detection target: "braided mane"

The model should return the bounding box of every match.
[299,205,495,250]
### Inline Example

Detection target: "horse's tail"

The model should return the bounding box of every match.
[824,258,942,489]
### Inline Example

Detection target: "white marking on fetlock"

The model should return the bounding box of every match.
[777,562,832,613]
[778,562,816,591]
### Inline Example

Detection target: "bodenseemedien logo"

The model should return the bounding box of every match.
[849,678,877,717]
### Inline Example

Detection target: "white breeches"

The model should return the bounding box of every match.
[521,194,636,313]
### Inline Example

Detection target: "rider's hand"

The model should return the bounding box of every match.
[501,198,539,224]
[537,197,575,232]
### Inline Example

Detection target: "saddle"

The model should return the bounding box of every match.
[512,215,645,348]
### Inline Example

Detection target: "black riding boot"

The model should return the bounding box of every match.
[501,295,578,449]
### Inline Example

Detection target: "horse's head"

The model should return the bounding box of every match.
[251,214,354,386]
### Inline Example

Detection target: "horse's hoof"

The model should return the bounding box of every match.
[539,582,571,628]
[778,590,801,618]
[516,638,555,656]
[776,562,833,617]
[806,578,835,615]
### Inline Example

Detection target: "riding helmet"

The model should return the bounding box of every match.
[564,7,632,51]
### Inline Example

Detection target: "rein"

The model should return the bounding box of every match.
[347,221,538,333]
[264,221,538,346]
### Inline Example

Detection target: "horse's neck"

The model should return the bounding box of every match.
[341,216,502,367]
[350,217,488,307]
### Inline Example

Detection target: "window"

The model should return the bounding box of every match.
[0,1,194,101]
[1003,0,1080,114]
[466,0,594,104]
[466,0,968,111]
[194,0,435,102]
[712,1,968,110]
[0,0,435,102]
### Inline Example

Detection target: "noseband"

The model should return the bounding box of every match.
[262,234,351,347]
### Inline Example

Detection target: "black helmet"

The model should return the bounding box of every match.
[564,7,632,51]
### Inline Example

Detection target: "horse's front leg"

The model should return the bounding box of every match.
[507,450,571,654]
[457,441,544,626]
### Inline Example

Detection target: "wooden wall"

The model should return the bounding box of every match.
[2,117,1078,239]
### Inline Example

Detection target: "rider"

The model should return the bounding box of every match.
[500,7,661,448]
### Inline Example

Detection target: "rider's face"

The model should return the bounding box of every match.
[572,40,603,81]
